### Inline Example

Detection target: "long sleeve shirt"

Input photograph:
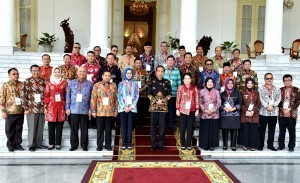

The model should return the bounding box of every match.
[240,90,261,123]
[179,64,201,89]
[71,53,86,68]
[65,79,93,115]
[147,77,172,112]
[58,65,77,80]
[99,65,122,85]
[154,52,169,69]
[176,85,199,115]
[235,69,258,92]
[82,62,101,84]
[258,85,281,116]
[21,77,46,113]
[91,82,118,117]
[200,70,221,90]
[0,80,24,114]
[192,55,208,70]
[40,65,53,82]
[118,80,139,113]
[199,88,221,119]
[211,56,227,71]
[278,86,300,119]
[118,55,135,75]
[133,69,150,98]
[140,53,155,78]
[163,66,182,97]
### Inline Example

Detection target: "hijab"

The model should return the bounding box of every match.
[245,77,255,92]
[50,67,62,85]
[123,67,134,81]
[205,77,214,91]
[225,78,235,94]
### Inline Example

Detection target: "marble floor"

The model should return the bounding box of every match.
[0,159,299,183]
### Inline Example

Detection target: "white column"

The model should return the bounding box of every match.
[170,0,181,40]
[0,0,16,55]
[263,0,283,55]
[112,0,124,53]
[179,0,197,53]
[156,0,168,50]
[88,0,110,55]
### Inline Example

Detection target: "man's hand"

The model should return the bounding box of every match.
[24,110,30,115]
[176,110,180,116]
[66,110,71,116]
[92,112,97,118]
[195,110,199,116]
[1,112,7,119]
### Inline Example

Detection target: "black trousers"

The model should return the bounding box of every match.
[259,115,277,148]
[88,115,97,128]
[136,97,149,128]
[150,112,166,147]
[222,129,238,147]
[120,112,134,147]
[70,114,88,148]
[5,114,24,148]
[179,112,195,147]
[96,116,114,148]
[168,97,176,128]
[48,121,64,145]
[278,117,296,149]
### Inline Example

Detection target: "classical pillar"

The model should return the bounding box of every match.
[156,0,168,50]
[264,0,283,55]
[88,0,110,55]
[0,0,16,55]
[112,0,124,53]
[179,0,197,53]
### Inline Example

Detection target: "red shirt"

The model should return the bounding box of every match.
[71,53,86,67]
[176,84,199,115]
[82,62,101,84]
[40,65,53,82]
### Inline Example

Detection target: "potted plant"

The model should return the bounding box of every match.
[37,32,59,52]
[221,41,238,58]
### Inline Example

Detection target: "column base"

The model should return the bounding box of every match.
[0,46,21,55]
[258,54,291,63]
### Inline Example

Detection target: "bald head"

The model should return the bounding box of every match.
[77,66,87,80]
[215,46,222,57]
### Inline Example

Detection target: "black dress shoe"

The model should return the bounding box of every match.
[15,145,25,151]
[258,147,263,151]
[277,147,285,150]
[159,146,166,150]
[82,147,88,151]
[289,148,294,152]
[107,147,112,151]
[267,147,277,151]
[29,147,36,152]
[8,147,14,152]
[69,147,78,151]
[48,145,55,150]
[56,145,61,150]
[97,147,103,151]
[36,145,48,149]
[150,146,157,151]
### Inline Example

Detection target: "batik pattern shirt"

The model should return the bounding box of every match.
[258,85,281,116]
[175,56,184,68]
[133,69,150,98]
[118,80,139,113]
[99,65,122,85]
[235,70,258,92]
[154,52,169,69]
[163,67,182,97]
[65,79,93,115]
[118,55,136,75]
[58,65,77,80]
[0,80,24,114]
[82,62,101,84]
[176,85,199,115]
[199,88,221,119]
[147,77,172,112]
[200,70,220,90]
[95,56,106,67]
[70,53,86,68]
[211,56,227,71]
[91,82,118,117]
[192,55,208,72]
[228,58,243,72]
[22,77,46,113]
[140,53,155,78]
[40,66,53,82]
[278,86,300,119]
[179,64,201,89]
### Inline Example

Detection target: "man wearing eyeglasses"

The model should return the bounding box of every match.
[71,42,87,68]
[235,60,258,92]
[110,45,119,65]
[93,46,106,67]
[200,59,220,90]
[277,74,300,152]
[258,73,281,151]
[154,41,169,70]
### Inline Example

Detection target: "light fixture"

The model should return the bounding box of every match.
[127,22,141,54]
[130,0,149,16]
[283,0,294,12]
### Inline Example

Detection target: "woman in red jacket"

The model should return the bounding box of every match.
[44,68,68,150]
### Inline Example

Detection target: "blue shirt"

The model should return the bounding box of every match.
[200,70,220,90]
[163,66,181,96]
[65,79,93,114]
[118,80,139,113]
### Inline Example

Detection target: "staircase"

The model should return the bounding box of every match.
[0,52,300,159]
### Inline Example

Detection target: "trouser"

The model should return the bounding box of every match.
[168,97,176,128]
[70,114,88,148]
[179,112,195,147]
[222,129,238,147]
[278,117,296,149]
[27,113,45,147]
[136,97,149,128]
[120,111,135,147]
[88,115,97,128]
[48,121,64,145]
[5,114,24,148]
[259,115,277,148]
[150,112,166,147]
[96,116,114,148]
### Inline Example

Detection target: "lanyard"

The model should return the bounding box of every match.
[144,53,151,62]
[205,71,214,78]
[77,79,86,92]
[135,69,141,78]
[246,89,253,101]
[33,79,40,89]
[243,69,250,78]
[107,65,114,73]
[53,80,63,94]
[162,53,168,61]
[226,91,231,100]
[63,65,71,77]
[264,85,274,97]
[284,86,293,99]
[125,81,132,95]
[167,67,173,78]
[13,82,21,96]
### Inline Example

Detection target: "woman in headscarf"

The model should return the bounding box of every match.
[199,77,221,151]
[44,67,68,150]
[176,73,199,150]
[238,77,261,151]
[118,67,139,150]
[220,78,242,151]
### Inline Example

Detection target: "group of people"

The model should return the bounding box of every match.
[1,41,299,153]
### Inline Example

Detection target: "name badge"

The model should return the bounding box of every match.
[111,74,116,78]
[225,103,231,108]
[126,96,132,105]
[76,94,83,102]
[163,63,167,68]
[15,97,21,105]
[268,100,274,105]
[87,74,93,82]
[208,103,214,110]
[199,66,203,72]
[233,71,237,77]
[110,79,113,83]
[185,101,191,110]
[248,102,254,111]
[103,97,109,105]
[146,65,151,71]
[138,81,142,88]
[34,94,41,103]
[283,101,289,109]
[220,86,225,92]
[218,68,223,74]
[55,94,61,102]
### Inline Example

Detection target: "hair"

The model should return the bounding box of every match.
[30,64,40,71]
[125,45,132,49]
[264,73,273,79]
[205,59,213,65]
[106,53,115,57]
[215,46,222,51]
[242,59,251,65]
[196,45,203,50]
[232,48,240,54]
[8,68,18,74]
[156,65,165,72]
[63,54,71,58]
[74,42,81,46]
[160,41,168,46]
[42,54,50,59]
[53,67,61,72]
[184,52,192,58]
[134,58,142,63]
[178,45,185,50]
[102,70,112,76]
[93,46,101,51]
[167,55,175,61]
[111,45,118,50]
[87,51,95,55]
[283,74,293,81]
[182,73,192,79]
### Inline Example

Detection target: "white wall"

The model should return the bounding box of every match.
[282,2,300,48]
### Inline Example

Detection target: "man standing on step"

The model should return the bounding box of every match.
[94,46,106,67]
[39,54,53,82]
[91,71,118,151]
[277,74,300,152]
[148,65,172,151]
[22,65,47,152]
[66,67,93,151]
[235,60,258,92]
[0,68,25,152]
[258,73,281,151]
[59,54,77,81]
[118,45,135,76]
[71,42,86,68]
[99,53,122,86]
[154,41,169,70]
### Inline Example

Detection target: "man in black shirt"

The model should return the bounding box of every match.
[99,53,122,85]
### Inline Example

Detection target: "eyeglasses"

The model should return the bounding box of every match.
[284,79,292,82]
[265,78,273,80]
[94,50,100,51]
[112,50,118,52]
[206,64,213,66]
[74,47,80,49]
[11,73,19,75]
